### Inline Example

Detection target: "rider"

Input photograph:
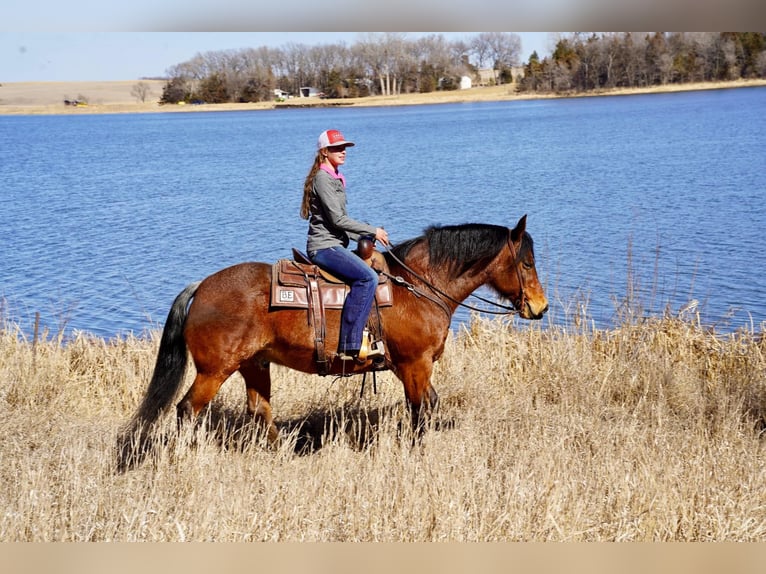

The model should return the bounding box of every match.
[300,129,389,361]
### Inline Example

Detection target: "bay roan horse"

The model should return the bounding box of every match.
[120,215,547,462]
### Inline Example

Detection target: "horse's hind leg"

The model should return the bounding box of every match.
[176,371,231,422]
[240,359,279,444]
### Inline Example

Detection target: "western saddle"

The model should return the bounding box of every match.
[270,239,392,375]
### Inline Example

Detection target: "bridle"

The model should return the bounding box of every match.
[505,231,528,314]
[380,229,528,318]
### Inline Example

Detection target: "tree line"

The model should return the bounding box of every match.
[158,32,766,104]
[519,32,766,93]
[159,32,521,104]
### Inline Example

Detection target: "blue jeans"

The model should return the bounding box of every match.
[310,246,379,353]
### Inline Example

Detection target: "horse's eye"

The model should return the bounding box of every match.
[523,261,534,270]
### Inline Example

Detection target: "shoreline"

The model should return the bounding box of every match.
[1,78,765,116]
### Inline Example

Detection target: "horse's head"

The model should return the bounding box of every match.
[389,217,548,320]
[491,215,548,320]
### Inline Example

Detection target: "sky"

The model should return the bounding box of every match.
[1,0,757,83]
[0,32,558,83]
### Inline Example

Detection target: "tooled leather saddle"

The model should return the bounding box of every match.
[270,245,393,375]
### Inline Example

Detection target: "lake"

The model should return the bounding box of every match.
[1,86,764,340]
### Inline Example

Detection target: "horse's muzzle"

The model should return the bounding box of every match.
[521,298,548,320]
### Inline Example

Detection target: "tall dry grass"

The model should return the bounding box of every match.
[1,310,764,541]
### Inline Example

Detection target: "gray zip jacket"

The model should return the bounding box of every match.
[306,167,376,256]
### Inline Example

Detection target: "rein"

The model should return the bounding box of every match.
[381,230,526,318]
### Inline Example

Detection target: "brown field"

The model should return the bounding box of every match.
[2,78,765,116]
[1,312,764,541]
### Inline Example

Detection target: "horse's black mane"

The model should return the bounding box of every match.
[390,223,532,277]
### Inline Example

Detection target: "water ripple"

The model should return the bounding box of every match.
[1,89,764,338]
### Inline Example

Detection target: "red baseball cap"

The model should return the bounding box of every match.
[317,129,355,150]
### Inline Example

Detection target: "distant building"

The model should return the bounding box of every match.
[477,68,497,86]
[273,89,291,100]
[460,76,472,90]
[477,67,525,85]
[510,67,525,83]
[299,87,323,98]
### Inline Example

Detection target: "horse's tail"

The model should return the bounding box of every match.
[117,281,201,471]
[132,280,201,425]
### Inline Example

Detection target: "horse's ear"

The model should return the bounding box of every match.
[511,214,527,242]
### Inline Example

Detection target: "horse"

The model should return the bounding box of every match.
[118,215,547,466]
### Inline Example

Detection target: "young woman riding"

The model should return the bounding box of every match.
[300,129,389,361]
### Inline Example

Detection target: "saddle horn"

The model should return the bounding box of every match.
[356,236,376,261]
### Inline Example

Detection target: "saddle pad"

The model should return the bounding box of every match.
[270,259,392,309]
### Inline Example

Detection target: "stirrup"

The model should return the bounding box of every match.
[338,351,365,365]
[358,332,385,361]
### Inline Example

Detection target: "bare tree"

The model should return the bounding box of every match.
[755,51,766,78]
[356,32,410,96]
[722,38,741,80]
[411,34,460,92]
[645,32,669,85]
[231,46,278,102]
[308,43,349,95]
[687,32,718,82]
[576,33,602,90]
[130,81,151,103]
[278,43,310,96]
[470,32,521,84]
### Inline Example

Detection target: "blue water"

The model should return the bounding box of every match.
[2,87,765,339]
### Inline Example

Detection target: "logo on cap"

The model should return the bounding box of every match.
[326,129,344,144]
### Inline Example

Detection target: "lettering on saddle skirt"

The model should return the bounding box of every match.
[270,247,393,373]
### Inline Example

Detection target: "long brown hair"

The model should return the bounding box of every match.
[300,151,325,220]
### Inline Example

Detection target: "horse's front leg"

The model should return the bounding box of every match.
[395,359,440,436]
[413,383,440,436]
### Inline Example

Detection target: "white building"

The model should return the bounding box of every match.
[273,89,291,99]
[299,87,323,98]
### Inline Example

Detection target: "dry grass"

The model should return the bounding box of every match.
[1,312,765,541]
